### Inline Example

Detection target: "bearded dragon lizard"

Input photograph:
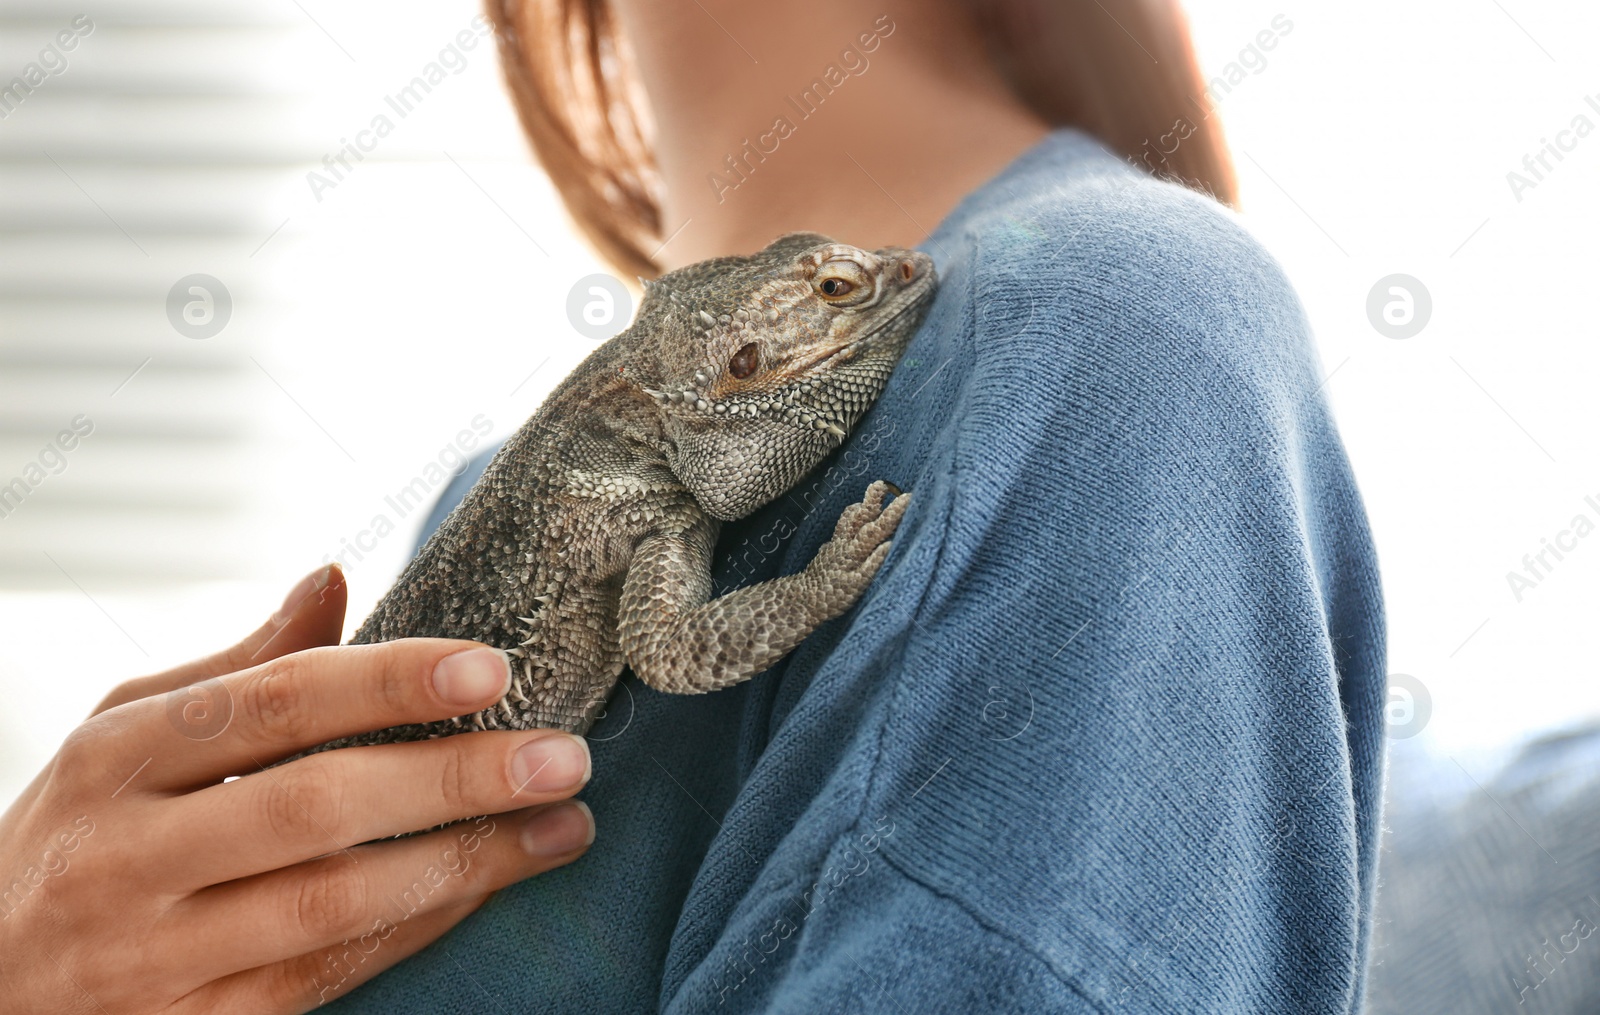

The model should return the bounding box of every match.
[318,233,936,745]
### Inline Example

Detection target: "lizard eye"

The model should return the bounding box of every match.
[814,260,874,305]
[728,342,759,379]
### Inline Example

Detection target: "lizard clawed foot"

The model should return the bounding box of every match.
[805,480,911,601]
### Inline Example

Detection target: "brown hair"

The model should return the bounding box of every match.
[484,0,1237,279]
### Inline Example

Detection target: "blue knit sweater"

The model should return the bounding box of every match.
[331,129,1386,1013]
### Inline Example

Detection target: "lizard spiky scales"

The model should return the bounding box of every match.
[317,233,935,746]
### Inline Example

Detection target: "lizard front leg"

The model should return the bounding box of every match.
[619,480,910,694]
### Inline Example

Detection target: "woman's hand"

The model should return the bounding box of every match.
[0,564,595,1013]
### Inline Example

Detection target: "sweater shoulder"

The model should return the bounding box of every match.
[963,167,1310,358]
[943,167,1320,433]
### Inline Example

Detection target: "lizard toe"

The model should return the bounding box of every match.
[858,488,910,546]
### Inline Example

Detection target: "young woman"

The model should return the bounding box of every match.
[0,1,1383,1011]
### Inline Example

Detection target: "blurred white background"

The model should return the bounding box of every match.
[0,0,1595,804]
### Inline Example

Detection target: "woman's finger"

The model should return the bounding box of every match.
[169,895,485,1015]
[87,637,513,790]
[158,729,591,887]
[173,802,593,984]
[89,564,348,717]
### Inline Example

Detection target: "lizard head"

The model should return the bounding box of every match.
[629,232,936,520]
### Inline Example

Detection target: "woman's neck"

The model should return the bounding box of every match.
[611,0,1050,268]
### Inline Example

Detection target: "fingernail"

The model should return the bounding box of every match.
[521,801,594,857]
[511,734,591,795]
[271,564,337,626]
[432,647,512,706]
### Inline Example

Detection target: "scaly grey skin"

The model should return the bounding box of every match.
[316,233,936,747]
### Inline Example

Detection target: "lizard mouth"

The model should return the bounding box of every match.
[789,278,936,375]
[777,276,936,440]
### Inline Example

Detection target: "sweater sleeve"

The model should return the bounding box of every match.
[732,852,1105,1013]
[685,174,1386,1013]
